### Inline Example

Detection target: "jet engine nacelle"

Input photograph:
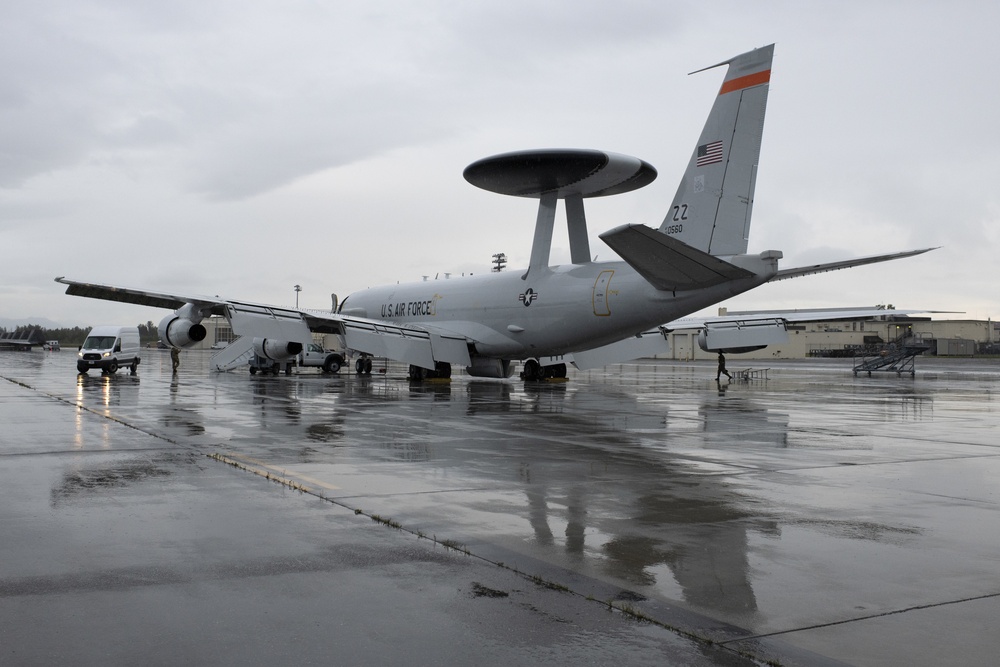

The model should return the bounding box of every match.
[253,337,303,361]
[697,319,789,354]
[159,314,208,349]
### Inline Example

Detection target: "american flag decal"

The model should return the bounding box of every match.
[696,140,723,166]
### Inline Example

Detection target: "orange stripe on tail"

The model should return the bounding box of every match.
[719,69,771,95]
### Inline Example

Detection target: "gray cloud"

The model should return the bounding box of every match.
[2,0,998,326]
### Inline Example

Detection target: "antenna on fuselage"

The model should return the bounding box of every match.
[463,149,657,280]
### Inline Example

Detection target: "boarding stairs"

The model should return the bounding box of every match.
[734,368,769,381]
[210,336,255,372]
[852,337,930,377]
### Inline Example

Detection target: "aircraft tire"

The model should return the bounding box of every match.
[249,366,257,375]
[364,358,372,374]
[523,359,540,381]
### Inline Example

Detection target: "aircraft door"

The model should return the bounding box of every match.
[592,270,614,316]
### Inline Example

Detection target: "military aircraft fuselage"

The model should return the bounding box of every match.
[340,261,770,360]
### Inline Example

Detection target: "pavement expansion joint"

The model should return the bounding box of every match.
[726,591,1000,644]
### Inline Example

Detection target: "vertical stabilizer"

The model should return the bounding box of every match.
[659,44,773,256]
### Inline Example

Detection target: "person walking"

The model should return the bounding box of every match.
[716,351,732,381]
[170,346,180,373]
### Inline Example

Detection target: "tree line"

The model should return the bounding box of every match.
[1,322,159,346]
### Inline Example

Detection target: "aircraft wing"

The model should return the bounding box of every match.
[768,248,937,282]
[564,305,949,368]
[664,306,953,353]
[666,306,944,330]
[55,277,472,370]
[55,276,229,315]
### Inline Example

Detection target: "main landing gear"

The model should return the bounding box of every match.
[354,356,373,375]
[521,359,567,381]
[408,362,452,381]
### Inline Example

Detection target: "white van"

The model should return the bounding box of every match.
[77,326,142,374]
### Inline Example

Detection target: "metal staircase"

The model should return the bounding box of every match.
[853,337,930,377]
[210,336,255,372]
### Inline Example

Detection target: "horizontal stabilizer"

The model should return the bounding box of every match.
[769,248,937,282]
[599,224,753,291]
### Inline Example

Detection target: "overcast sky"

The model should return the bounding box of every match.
[2,1,997,330]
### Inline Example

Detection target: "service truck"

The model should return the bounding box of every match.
[296,343,346,373]
[247,343,345,375]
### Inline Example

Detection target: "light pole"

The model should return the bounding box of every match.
[294,284,301,308]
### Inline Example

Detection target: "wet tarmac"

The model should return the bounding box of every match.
[2,349,999,666]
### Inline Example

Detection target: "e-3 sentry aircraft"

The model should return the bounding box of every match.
[57,44,933,380]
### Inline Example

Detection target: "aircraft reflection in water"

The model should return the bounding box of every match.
[399,375,926,616]
[477,381,776,617]
[60,360,930,620]
[220,372,781,616]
